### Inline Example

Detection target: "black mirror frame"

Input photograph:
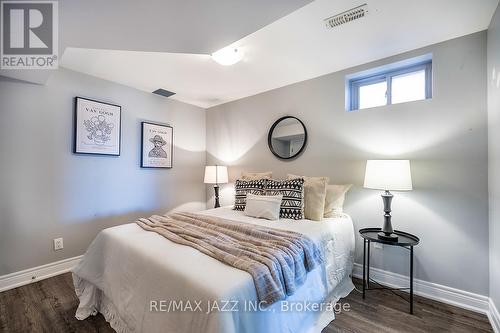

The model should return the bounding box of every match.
[267,116,308,160]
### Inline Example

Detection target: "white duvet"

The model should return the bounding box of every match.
[73,207,355,333]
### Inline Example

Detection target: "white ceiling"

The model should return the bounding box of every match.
[1,0,312,84]
[60,0,498,108]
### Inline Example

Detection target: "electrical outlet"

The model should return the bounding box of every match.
[54,238,64,251]
[374,243,383,249]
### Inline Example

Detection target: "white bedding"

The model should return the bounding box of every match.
[73,207,355,333]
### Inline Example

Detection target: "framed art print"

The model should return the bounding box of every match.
[141,122,173,168]
[74,97,121,156]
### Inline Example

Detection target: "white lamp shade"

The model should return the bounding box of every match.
[364,160,413,191]
[204,166,228,184]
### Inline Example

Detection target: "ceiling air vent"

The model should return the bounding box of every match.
[152,88,176,98]
[324,4,368,29]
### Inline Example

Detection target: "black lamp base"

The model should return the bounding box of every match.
[379,190,398,242]
[213,185,220,208]
[378,232,398,241]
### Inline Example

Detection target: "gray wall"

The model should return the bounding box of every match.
[0,69,206,275]
[488,4,500,311]
[206,32,489,295]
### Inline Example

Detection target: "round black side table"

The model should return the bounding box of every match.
[359,227,420,314]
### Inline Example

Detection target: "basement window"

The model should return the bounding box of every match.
[347,56,432,111]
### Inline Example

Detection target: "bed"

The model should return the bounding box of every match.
[72,207,355,333]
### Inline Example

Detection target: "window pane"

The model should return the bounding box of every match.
[359,81,387,109]
[391,69,426,104]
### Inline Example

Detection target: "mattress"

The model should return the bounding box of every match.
[72,207,355,333]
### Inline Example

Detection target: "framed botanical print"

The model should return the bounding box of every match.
[74,97,121,156]
[141,122,173,168]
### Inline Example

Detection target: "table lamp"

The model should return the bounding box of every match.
[204,165,228,208]
[364,160,413,241]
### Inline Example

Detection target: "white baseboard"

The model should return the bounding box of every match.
[352,263,490,314]
[489,298,500,333]
[0,255,82,292]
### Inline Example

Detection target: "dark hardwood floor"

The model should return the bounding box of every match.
[0,273,492,333]
[326,281,492,333]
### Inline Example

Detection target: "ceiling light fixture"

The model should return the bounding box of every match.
[211,47,244,66]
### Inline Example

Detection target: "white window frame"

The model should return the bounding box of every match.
[349,60,432,111]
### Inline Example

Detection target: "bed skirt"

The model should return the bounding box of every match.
[74,273,354,333]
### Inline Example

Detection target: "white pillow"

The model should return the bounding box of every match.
[244,193,283,221]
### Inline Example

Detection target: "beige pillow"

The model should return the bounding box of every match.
[324,184,352,218]
[287,174,329,221]
[241,171,272,180]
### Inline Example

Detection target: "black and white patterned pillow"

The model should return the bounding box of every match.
[265,178,305,219]
[234,179,267,211]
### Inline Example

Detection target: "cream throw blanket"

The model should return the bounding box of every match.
[136,212,324,305]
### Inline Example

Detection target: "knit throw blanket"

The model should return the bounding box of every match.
[136,212,324,305]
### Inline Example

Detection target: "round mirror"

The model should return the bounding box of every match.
[268,116,307,160]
